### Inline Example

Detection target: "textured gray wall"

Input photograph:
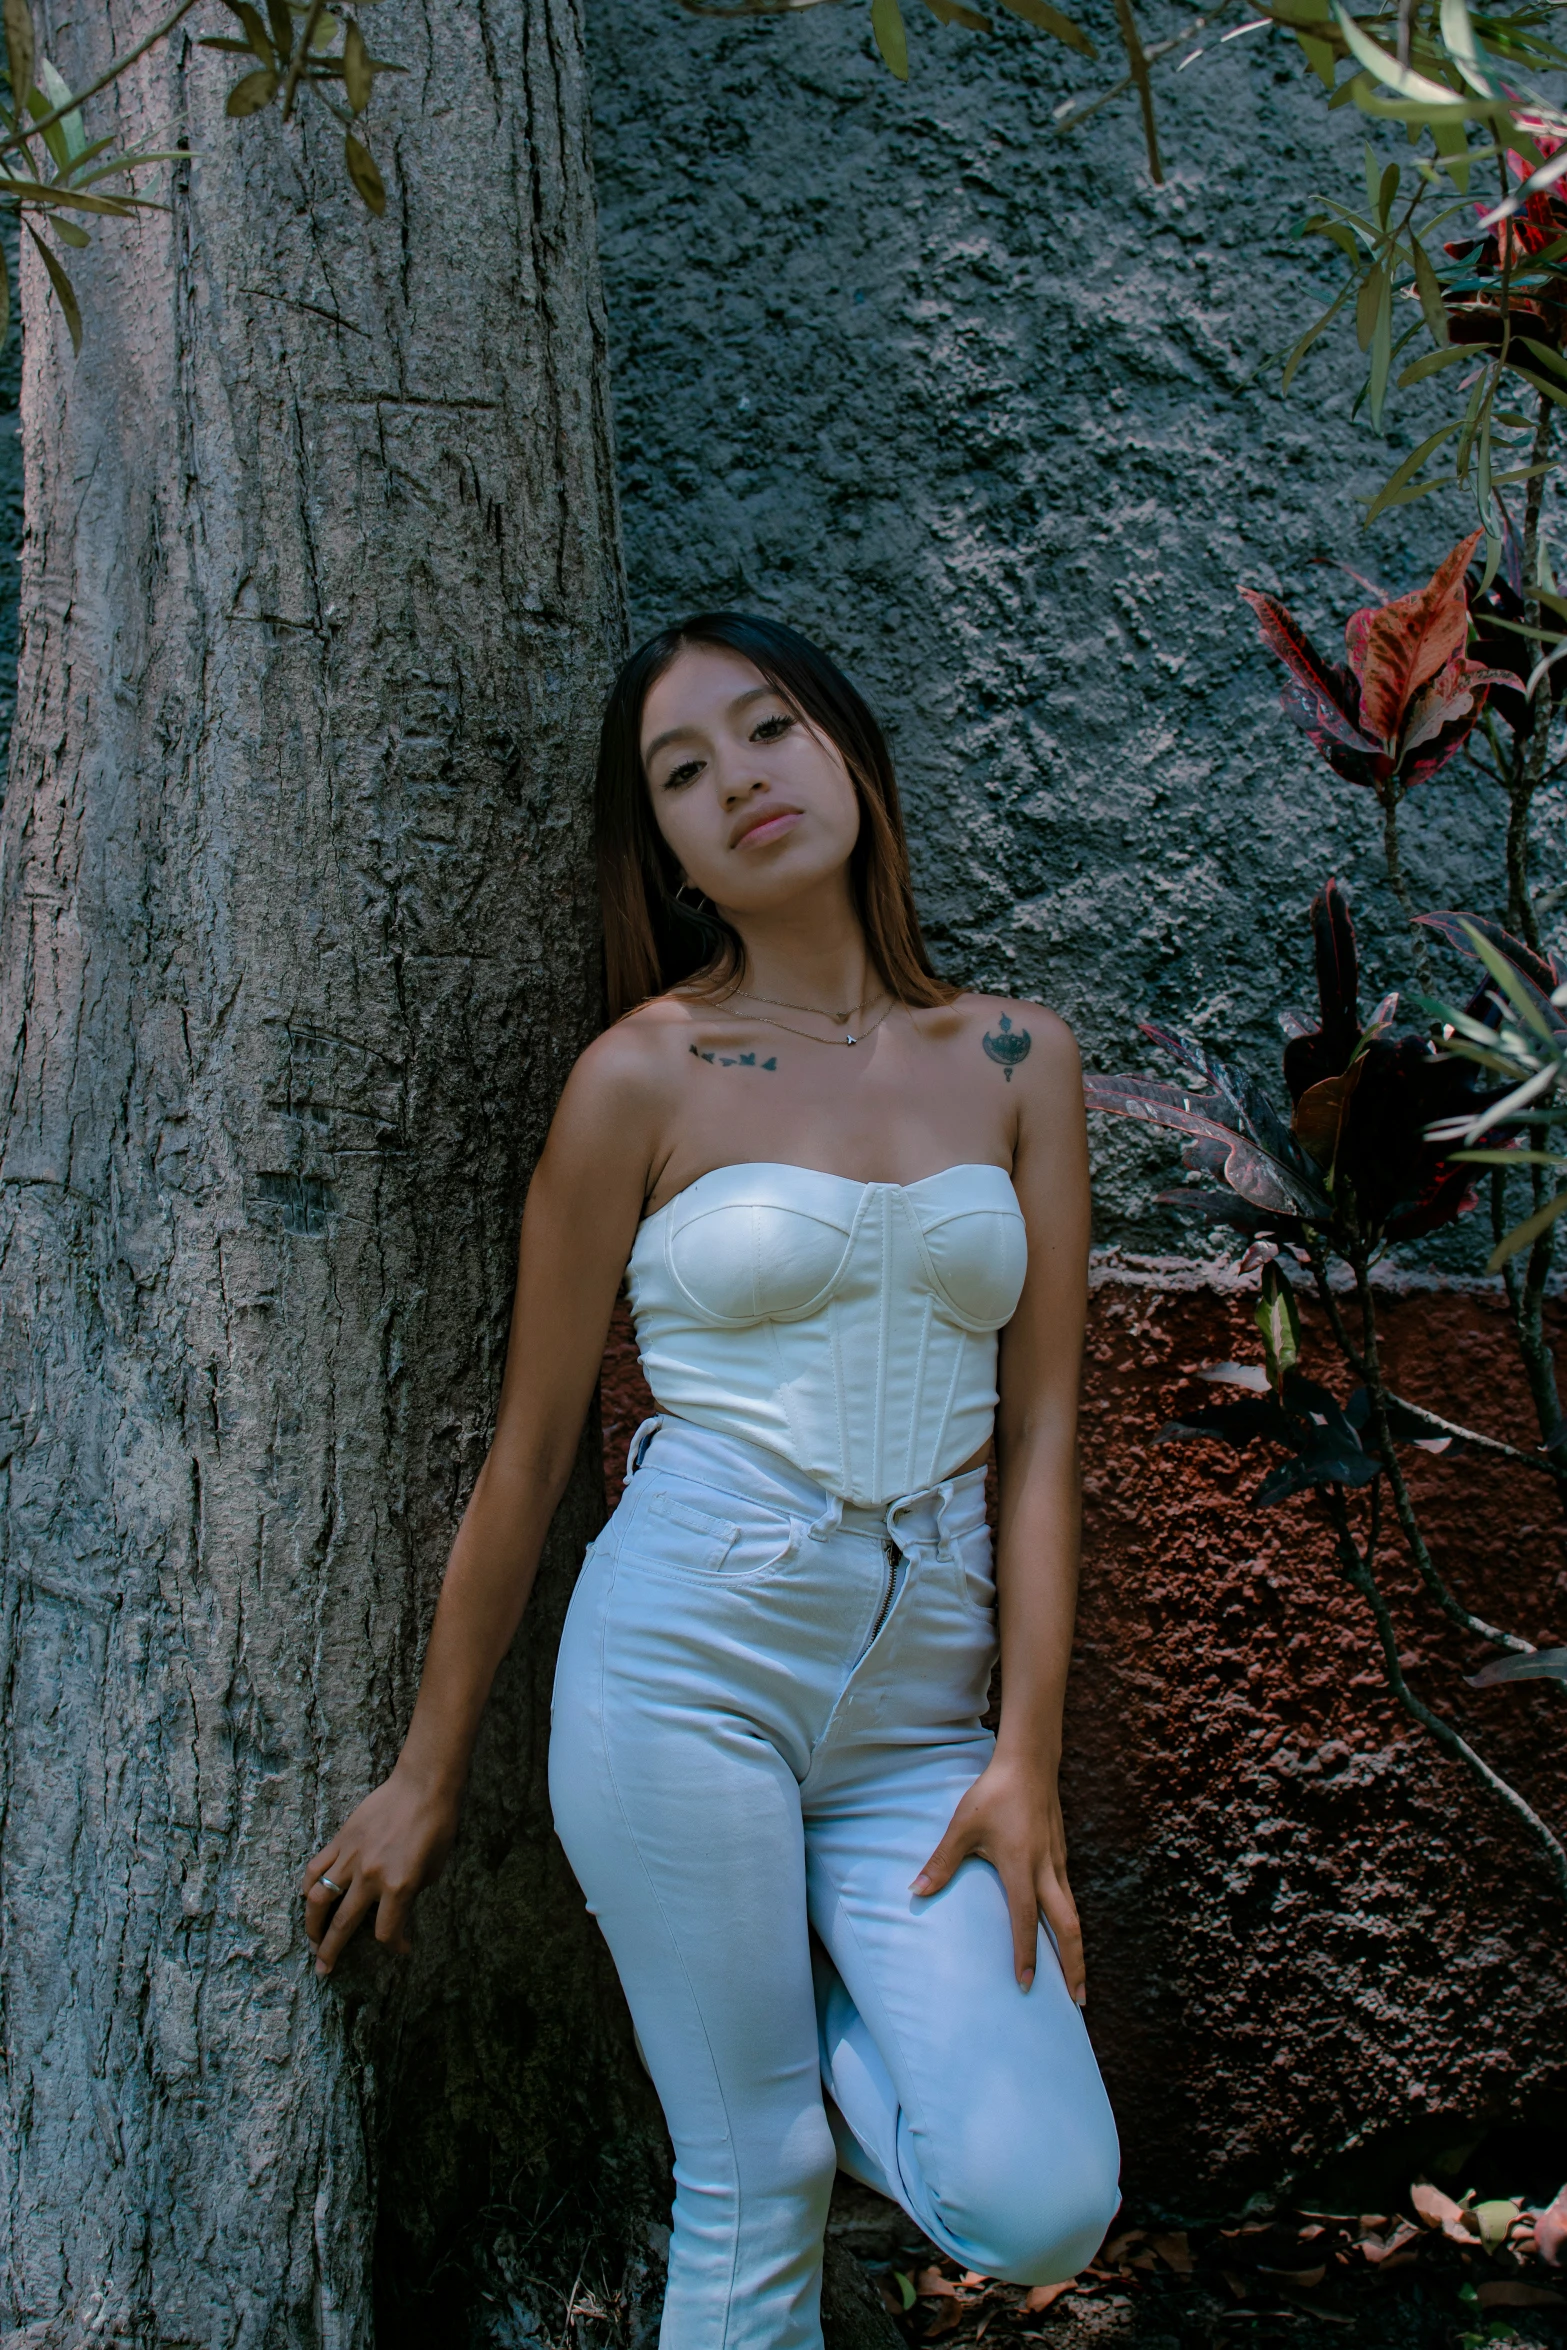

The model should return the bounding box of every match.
[586,0,1567,1263]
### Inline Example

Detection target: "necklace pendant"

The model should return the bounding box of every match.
[845,1034,857,1047]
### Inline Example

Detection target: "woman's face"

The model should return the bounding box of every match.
[640,644,861,917]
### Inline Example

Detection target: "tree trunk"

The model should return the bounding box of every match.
[0,3,663,2342]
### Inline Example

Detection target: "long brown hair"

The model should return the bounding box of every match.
[595,612,957,1021]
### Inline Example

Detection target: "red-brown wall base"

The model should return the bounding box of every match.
[599,1279,1567,2216]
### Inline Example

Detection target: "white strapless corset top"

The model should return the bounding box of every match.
[625,1161,1028,1509]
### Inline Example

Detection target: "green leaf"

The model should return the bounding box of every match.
[924,0,993,24]
[1377,159,1399,225]
[1520,334,1567,381]
[1305,214,1362,260]
[1296,27,1336,83]
[1508,363,1567,412]
[26,218,79,352]
[343,16,371,111]
[0,231,12,355]
[0,177,138,213]
[1254,1261,1302,1394]
[265,0,294,70]
[226,0,278,63]
[871,0,909,73]
[2,0,32,115]
[1452,1147,1567,1166]
[1439,0,1494,93]
[1488,1187,1567,1269]
[49,214,88,246]
[1458,919,1560,1043]
[1364,416,1461,518]
[1283,282,1352,392]
[1398,342,1467,386]
[343,126,385,211]
[996,0,1094,47]
[1369,273,1394,423]
[1411,238,1449,342]
[1455,360,1488,481]
[35,53,82,159]
[1334,4,1461,101]
[1431,115,1470,191]
[226,64,279,114]
[1356,260,1386,353]
[894,2273,917,2312]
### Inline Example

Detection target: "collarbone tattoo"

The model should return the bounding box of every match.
[981,1012,1032,1083]
[690,1043,778,1072]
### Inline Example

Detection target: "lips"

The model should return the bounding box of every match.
[731,806,802,849]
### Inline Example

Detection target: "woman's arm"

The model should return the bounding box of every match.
[910,1004,1092,2000]
[303,1029,662,1977]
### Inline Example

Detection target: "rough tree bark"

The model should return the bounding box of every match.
[0,2,665,2342]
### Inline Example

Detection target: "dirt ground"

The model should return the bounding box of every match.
[826,2178,1567,2350]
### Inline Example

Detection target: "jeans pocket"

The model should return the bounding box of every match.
[622,1481,801,1583]
[950,1524,997,1619]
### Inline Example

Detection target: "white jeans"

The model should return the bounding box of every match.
[548,1417,1120,2350]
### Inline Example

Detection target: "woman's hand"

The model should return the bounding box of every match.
[303,1769,461,1978]
[911,1750,1086,2004]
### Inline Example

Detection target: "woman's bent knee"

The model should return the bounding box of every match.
[930,2145,1121,2286]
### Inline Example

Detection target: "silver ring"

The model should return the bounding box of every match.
[319,1874,345,1897]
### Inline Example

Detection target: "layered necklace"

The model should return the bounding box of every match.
[716,987,896,1049]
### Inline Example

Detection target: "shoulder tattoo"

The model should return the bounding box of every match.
[690,1044,778,1073]
[981,1013,1031,1083]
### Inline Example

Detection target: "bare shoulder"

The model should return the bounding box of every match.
[569,994,700,1098]
[545,995,698,1172]
[937,991,1081,1098]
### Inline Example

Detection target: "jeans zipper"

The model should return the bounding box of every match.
[868,1535,902,1646]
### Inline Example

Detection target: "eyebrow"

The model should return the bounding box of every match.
[643,685,776,765]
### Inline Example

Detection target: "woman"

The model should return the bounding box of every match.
[304,613,1121,2346]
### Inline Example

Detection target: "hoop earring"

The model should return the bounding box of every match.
[673,882,704,910]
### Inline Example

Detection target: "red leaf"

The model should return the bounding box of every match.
[1292,1058,1364,1167]
[1349,530,1483,745]
[1398,655,1515,763]
[1241,588,1379,756]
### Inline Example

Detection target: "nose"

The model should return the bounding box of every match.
[720,767,767,810]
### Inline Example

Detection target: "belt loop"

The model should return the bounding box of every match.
[626,1415,663,1478]
[807,1494,843,1542]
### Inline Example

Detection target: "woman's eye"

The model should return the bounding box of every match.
[752,713,795,743]
[663,758,703,789]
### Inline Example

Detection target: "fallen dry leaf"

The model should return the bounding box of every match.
[1476,2280,1567,2309]
[916,2268,958,2299]
[1101,2229,1144,2265]
[1220,2269,1250,2301]
[1362,2219,1420,2264]
[1149,2230,1192,2275]
[1020,2281,1075,2313]
[1536,2184,1567,2266]
[959,2272,989,2290]
[923,2303,963,2338]
[1260,2263,1326,2288]
[1411,2179,1477,2244]
[1357,2214,1389,2234]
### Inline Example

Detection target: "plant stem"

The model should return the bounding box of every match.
[0,0,204,166]
[1491,1161,1567,1501]
[1321,1484,1567,1902]
[1110,0,1163,185]
[1508,389,1555,950]
[1381,787,1432,988]
[1349,1244,1535,1650]
[1307,1239,1370,1381]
